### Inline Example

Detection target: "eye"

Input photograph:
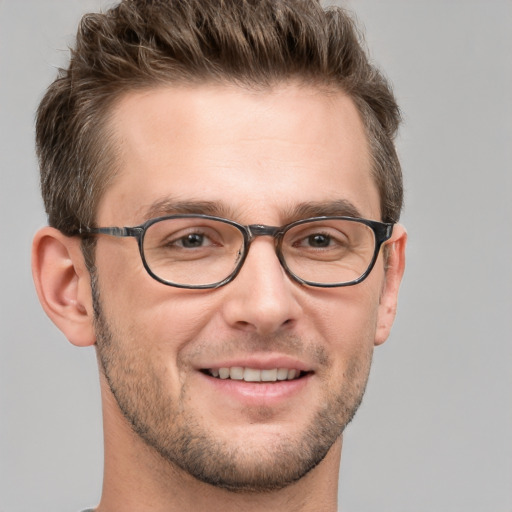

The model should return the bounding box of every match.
[175,232,209,248]
[162,229,221,250]
[305,233,332,248]
[292,230,348,250]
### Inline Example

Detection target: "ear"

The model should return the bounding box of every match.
[374,224,407,346]
[32,227,96,347]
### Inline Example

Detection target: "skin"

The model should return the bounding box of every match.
[32,82,406,511]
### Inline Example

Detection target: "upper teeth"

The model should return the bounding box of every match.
[209,367,300,382]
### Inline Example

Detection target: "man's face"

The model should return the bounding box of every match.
[92,83,389,491]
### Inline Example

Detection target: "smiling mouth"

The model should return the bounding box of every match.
[202,367,309,382]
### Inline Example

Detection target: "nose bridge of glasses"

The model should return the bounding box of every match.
[242,224,288,281]
[246,224,282,241]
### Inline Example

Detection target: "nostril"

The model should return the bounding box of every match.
[234,320,256,332]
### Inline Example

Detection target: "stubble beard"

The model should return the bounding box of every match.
[91,278,373,493]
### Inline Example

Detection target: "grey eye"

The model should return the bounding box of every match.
[179,233,206,248]
[307,234,331,247]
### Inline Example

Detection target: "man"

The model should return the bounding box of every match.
[31,0,406,510]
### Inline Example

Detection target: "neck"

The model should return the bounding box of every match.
[97,380,342,512]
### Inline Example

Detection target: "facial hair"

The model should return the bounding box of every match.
[92,277,373,493]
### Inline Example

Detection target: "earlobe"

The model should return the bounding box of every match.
[32,227,96,347]
[374,224,407,346]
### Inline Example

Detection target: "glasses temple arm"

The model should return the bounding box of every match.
[78,226,142,238]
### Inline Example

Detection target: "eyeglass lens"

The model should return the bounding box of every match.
[143,217,243,286]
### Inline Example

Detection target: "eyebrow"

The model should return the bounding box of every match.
[137,199,236,222]
[136,197,364,224]
[283,199,363,222]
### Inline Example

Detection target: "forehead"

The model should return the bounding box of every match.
[98,82,379,224]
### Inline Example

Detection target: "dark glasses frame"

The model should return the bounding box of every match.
[77,214,394,289]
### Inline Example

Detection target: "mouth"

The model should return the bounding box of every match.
[201,367,310,382]
[198,360,314,406]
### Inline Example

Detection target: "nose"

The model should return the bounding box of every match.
[220,238,302,336]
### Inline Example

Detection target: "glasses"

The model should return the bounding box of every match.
[78,214,394,289]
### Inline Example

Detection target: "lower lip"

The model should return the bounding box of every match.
[198,371,312,406]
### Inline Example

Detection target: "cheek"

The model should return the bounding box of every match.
[95,240,221,354]
[303,282,381,353]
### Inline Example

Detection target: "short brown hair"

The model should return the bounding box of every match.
[36,0,403,242]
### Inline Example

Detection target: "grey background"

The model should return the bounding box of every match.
[1,0,511,510]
